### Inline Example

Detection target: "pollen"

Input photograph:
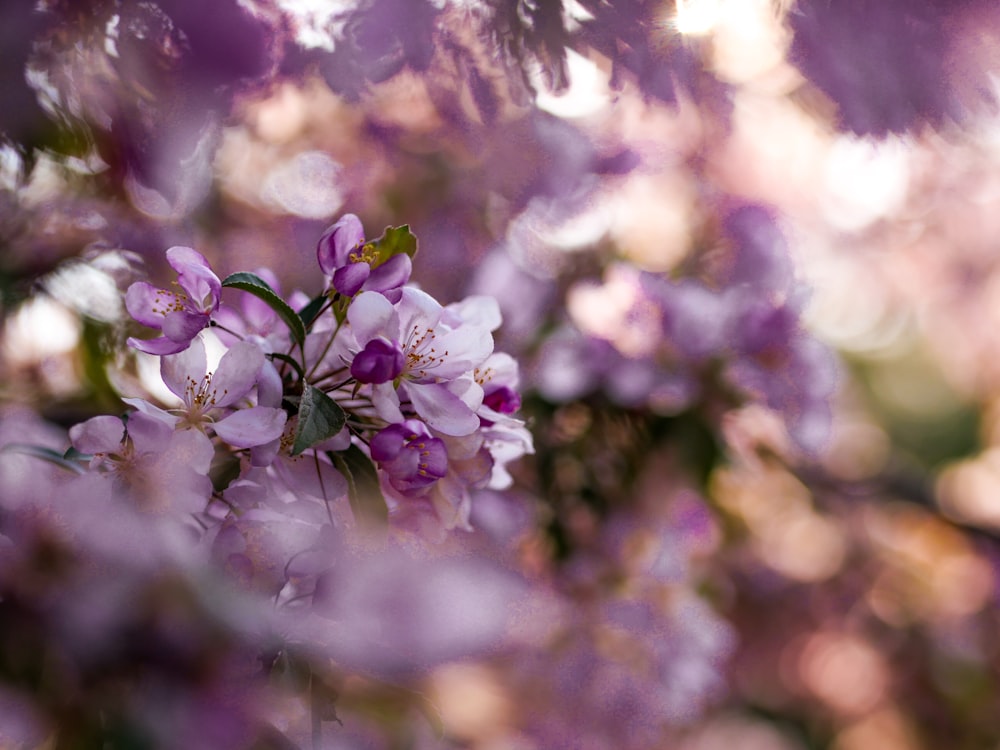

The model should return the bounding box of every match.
[184,372,226,412]
[150,288,189,316]
[473,366,495,385]
[348,243,378,265]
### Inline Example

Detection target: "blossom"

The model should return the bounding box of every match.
[317,213,412,299]
[68,410,213,515]
[125,337,287,451]
[370,420,448,494]
[125,247,222,355]
[345,289,495,436]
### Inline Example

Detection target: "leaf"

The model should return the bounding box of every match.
[268,352,305,382]
[296,294,327,329]
[371,224,418,262]
[221,272,306,347]
[292,385,347,456]
[2,443,86,474]
[328,444,388,531]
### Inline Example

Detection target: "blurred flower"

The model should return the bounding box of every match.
[69,410,212,516]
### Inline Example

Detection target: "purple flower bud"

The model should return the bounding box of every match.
[370,420,448,493]
[483,385,521,415]
[351,338,405,384]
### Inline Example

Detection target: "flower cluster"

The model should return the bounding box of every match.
[71,213,532,567]
[533,204,837,454]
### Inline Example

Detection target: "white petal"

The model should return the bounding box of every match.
[161,336,207,402]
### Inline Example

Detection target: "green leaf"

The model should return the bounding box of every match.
[268,352,305,382]
[296,294,327,329]
[2,443,86,474]
[221,272,306,347]
[328,444,388,531]
[371,224,418,262]
[292,385,346,456]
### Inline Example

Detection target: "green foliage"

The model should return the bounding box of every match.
[329,444,388,531]
[292,385,347,456]
[296,294,327,328]
[1,443,85,474]
[370,224,418,263]
[221,272,306,347]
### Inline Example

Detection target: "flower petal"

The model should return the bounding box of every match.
[212,340,266,407]
[69,415,126,454]
[127,335,193,356]
[161,310,209,342]
[333,262,370,297]
[213,406,287,448]
[317,213,366,273]
[397,287,443,335]
[407,382,481,436]
[446,295,502,331]
[167,246,222,314]
[371,381,405,424]
[364,253,412,294]
[121,397,181,427]
[161,337,208,401]
[348,291,398,344]
[125,282,168,328]
[123,411,174,454]
[351,338,404,384]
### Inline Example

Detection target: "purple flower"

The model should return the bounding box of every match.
[125,247,221,355]
[350,337,405,384]
[124,337,287,451]
[370,420,448,494]
[317,213,412,299]
[68,410,213,516]
[345,289,495,436]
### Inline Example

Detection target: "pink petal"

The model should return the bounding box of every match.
[397,287,443,336]
[161,337,208,401]
[161,310,209,342]
[211,340,266,407]
[317,213,365,273]
[347,291,398,344]
[126,335,192,356]
[445,295,502,331]
[69,415,126,454]
[166,246,221,312]
[212,407,287,448]
[407,382,480,436]
[333,262,369,297]
[371,381,405,424]
[121,397,180,428]
[165,428,215,474]
[125,282,168,328]
[364,253,412,293]
[418,325,493,380]
[123,411,174,454]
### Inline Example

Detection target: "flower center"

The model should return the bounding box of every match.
[151,287,189,317]
[403,325,449,380]
[348,243,378,265]
[180,371,228,424]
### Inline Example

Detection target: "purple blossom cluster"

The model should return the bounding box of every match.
[0,215,536,743]
[533,204,837,454]
[79,214,531,540]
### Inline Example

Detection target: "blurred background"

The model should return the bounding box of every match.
[3,0,1000,747]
